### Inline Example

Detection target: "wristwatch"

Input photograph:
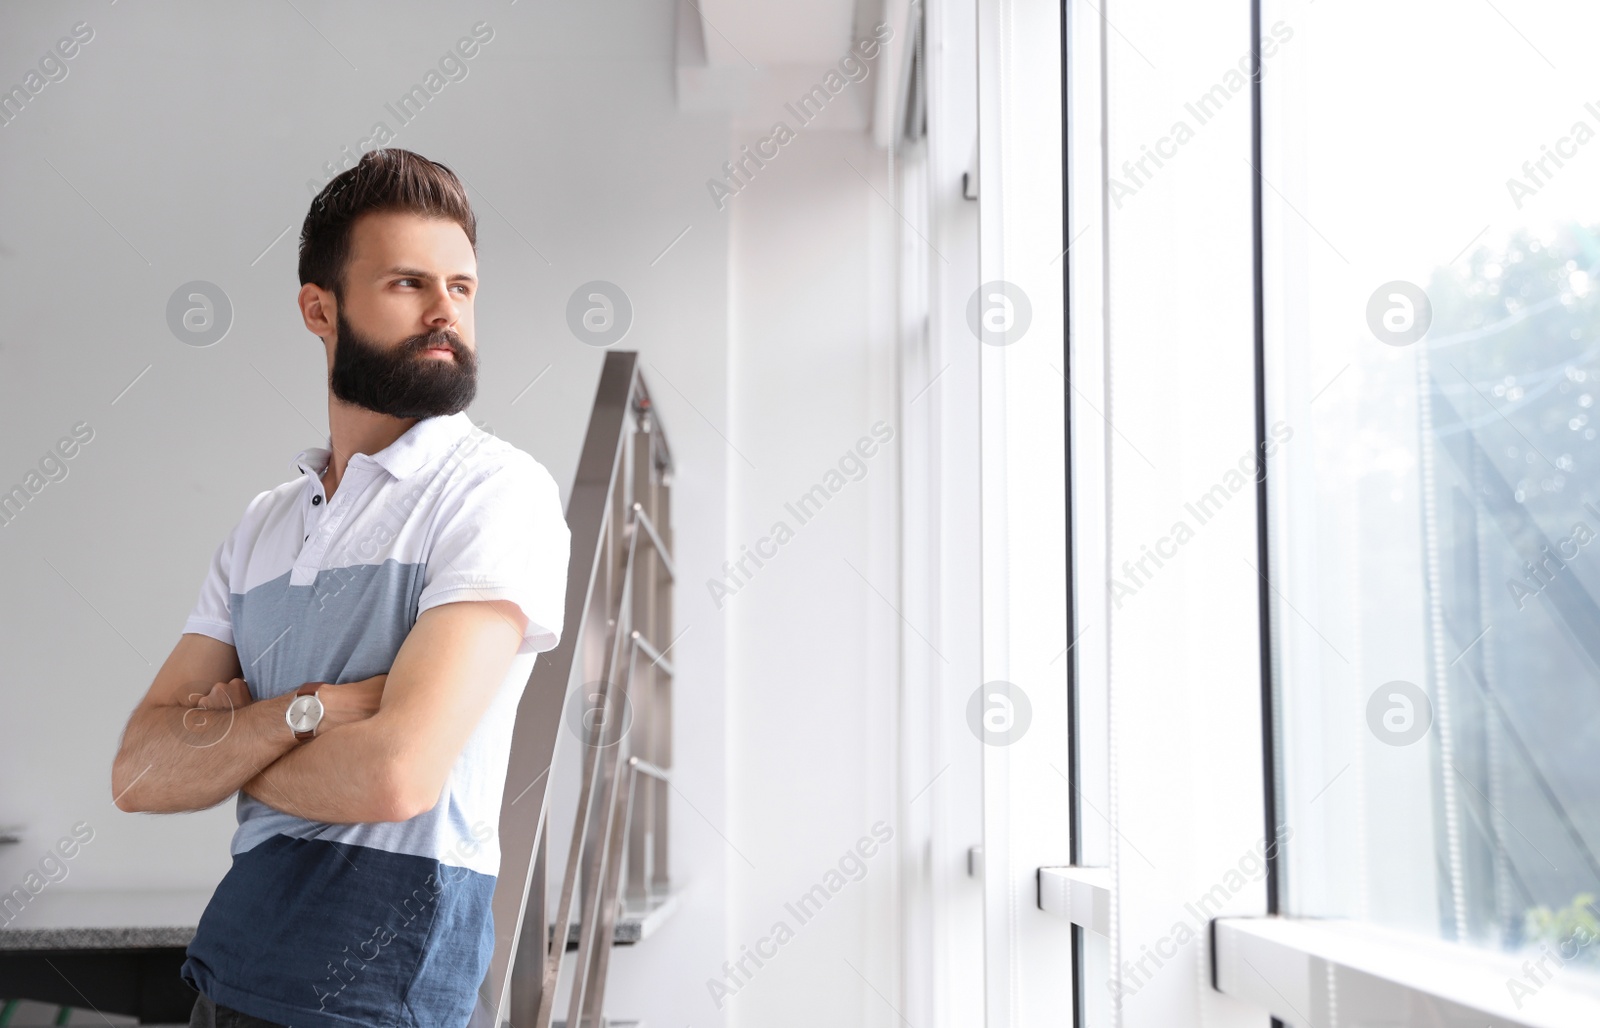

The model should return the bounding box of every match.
[285,683,325,741]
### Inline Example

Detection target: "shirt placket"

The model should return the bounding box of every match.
[296,465,366,584]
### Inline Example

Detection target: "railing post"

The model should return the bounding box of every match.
[651,468,674,899]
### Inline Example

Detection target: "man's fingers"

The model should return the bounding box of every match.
[195,679,250,710]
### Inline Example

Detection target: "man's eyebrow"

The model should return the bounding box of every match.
[383,266,478,284]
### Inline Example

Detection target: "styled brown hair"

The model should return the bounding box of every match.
[298,148,477,300]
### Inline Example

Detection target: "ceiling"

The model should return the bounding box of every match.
[675,0,913,140]
[695,0,861,67]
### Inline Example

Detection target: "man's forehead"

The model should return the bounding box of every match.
[349,212,475,273]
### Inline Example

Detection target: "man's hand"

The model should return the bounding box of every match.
[315,674,388,732]
[195,678,252,711]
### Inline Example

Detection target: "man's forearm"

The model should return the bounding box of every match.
[241,717,415,824]
[112,693,299,814]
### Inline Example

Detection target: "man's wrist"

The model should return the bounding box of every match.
[285,683,326,741]
[250,690,301,744]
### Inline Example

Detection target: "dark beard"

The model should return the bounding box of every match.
[328,305,478,418]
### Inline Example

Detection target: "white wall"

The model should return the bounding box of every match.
[721,124,901,1025]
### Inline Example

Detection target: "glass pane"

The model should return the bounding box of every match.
[1082,929,1112,1026]
[1263,0,1600,978]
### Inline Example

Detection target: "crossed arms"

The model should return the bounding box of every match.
[110,599,529,824]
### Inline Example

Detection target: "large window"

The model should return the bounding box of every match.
[1263,0,1600,975]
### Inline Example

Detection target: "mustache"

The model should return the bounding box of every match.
[407,330,463,354]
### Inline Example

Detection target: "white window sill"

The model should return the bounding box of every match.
[1214,916,1600,1028]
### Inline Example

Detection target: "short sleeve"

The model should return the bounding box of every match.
[416,456,571,655]
[183,491,264,645]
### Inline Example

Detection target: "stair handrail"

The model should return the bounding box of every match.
[473,350,675,1028]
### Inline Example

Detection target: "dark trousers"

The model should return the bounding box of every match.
[188,992,288,1028]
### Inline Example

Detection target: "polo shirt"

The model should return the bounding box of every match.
[176,410,571,1028]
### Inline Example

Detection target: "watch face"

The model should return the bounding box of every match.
[287,694,324,733]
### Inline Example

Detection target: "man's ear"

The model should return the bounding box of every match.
[298,281,335,341]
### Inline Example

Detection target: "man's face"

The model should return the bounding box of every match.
[326,211,479,419]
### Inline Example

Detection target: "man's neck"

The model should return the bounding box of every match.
[323,399,420,498]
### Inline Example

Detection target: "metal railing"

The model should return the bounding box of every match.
[474,351,675,1028]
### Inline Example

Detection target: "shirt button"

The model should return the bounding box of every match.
[312,496,322,505]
